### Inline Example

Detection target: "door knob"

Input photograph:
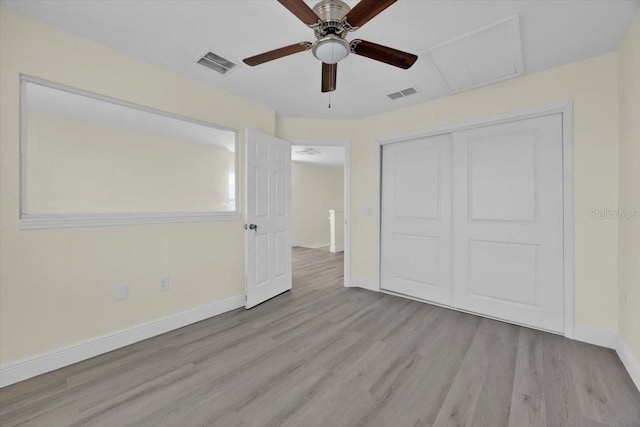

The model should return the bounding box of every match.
[244,224,258,232]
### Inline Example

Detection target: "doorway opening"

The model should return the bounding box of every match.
[291,141,350,291]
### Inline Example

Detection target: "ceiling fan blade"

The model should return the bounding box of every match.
[343,0,396,29]
[322,62,337,93]
[243,42,312,66]
[278,0,321,26]
[350,39,418,69]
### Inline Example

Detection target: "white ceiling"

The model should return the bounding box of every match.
[3,0,638,119]
[292,146,344,168]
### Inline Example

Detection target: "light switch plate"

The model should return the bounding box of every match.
[115,283,129,301]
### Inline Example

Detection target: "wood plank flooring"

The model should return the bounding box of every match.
[1,247,639,426]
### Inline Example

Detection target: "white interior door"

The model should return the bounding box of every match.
[381,134,453,305]
[452,114,564,332]
[245,129,292,309]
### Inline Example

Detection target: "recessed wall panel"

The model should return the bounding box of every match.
[275,146,287,164]
[468,240,537,306]
[255,141,269,160]
[393,145,440,219]
[469,133,536,221]
[275,171,287,217]
[255,168,269,217]
[393,234,439,286]
[255,234,269,286]
[274,232,286,278]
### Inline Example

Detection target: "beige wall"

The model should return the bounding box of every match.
[26,111,234,213]
[292,162,343,248]
[278,52,621,333]
[617,13,640,360]
[0,7,275,364]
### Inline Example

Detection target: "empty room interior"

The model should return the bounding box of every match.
[0,0,639,426]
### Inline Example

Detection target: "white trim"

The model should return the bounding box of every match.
[329,244,344,253]
[573,325,616,349]
[374,140,383,292]
[20,79,28,215]
[290,139,352,288]
[349,276,378,292]
[561,102,575,338]
[291,240,301,247]
[20,212,241,230]
[0,294,244,388]
[616,336,640,392]
[344,141,352,287]
[376,101,575,337]
[378,101,572,145]
[19,74,240,229]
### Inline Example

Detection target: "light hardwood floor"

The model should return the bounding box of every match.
[1,247,639,426]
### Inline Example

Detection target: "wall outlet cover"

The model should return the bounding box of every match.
[159,276,169,292]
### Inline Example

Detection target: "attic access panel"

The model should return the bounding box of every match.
[427,15,524,93]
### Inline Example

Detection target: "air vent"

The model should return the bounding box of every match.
[400,88,417,96]
[295,147,321,156]
[197,52,237,75]
[387,87,418,100]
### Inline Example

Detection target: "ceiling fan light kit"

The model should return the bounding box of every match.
[312,35,350,64]
[243,0,418,93]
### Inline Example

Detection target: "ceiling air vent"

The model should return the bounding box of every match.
[197,52,237,75]
[387,87,418,100]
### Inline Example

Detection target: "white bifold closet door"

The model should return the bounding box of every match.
[381,134,453,306]
[381,114,564,333]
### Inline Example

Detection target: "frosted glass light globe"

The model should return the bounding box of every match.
[312,36,350,64]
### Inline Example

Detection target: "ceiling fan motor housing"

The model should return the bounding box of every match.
[312,0,351,38]
[313,0,350,23]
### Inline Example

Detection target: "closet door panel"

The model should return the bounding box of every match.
[452,114,564,333]
[381,134,453,305]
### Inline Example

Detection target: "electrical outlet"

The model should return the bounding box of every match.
[159,275,169,292]
[115,283,129,301]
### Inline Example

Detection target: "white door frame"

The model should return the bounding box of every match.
[291,139,351,287]
[375,101,575,339]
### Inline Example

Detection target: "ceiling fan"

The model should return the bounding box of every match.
[243,0,418,93]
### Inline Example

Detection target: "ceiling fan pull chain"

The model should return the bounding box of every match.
[328,91,331,109]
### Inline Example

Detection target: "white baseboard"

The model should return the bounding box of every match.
[329,244,344,253]
[0,294,244,388]
[291,241,300,247]
[616,336,640,392]
[349,276,378,292]
[573,325,616,349]
[3,293,637,393]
